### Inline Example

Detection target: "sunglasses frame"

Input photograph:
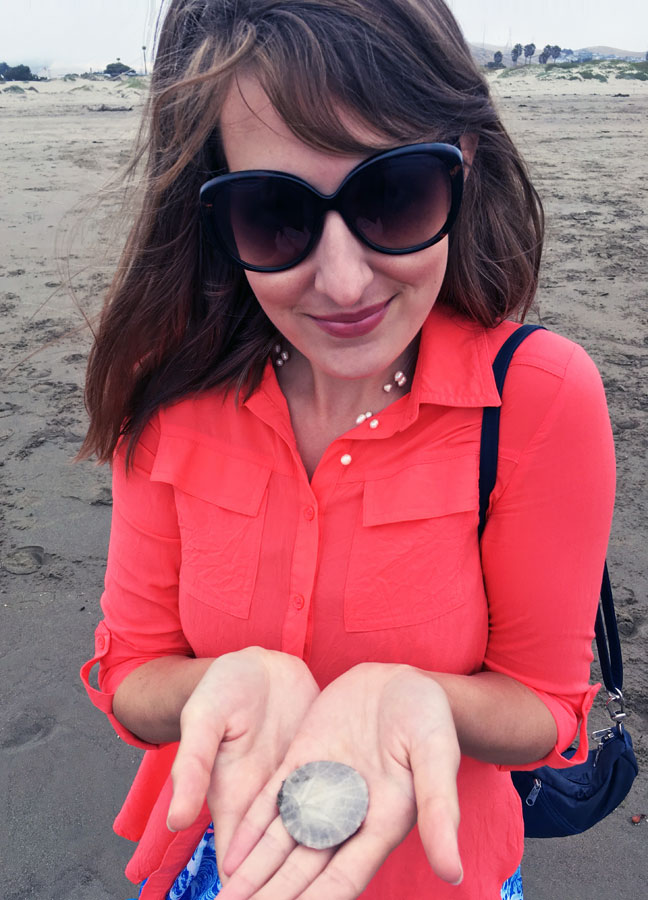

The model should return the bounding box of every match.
[199,142,464,273]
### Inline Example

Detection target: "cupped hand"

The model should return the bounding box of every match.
[166,647,320,880]
[218,663,462,900]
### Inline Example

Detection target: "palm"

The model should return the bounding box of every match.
[167,647,320,873]
[219,663,462,900]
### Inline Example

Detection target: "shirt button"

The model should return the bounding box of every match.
[293,594,305,610]
[369,419,379,429]
[96,635,106,651]
[304,506,315,521]
[340,453,352,466]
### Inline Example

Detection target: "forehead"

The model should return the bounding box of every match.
[220,74,390,187]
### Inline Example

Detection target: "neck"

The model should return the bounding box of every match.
[275,338,418,429]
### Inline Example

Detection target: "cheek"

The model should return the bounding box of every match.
[244,270,305,323]
[384,240,449,294]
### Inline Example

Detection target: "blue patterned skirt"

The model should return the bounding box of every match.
[132,822,523,899]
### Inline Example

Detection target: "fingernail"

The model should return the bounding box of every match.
[451,866,464,886]
[166,818,177,833]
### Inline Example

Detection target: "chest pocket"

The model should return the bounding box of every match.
[152,435,271,618]
[344,455,478,631]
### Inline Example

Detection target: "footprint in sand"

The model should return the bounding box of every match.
[1,545,45,575]
[1,712,56,750]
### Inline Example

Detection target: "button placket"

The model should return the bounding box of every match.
[281,490,319,656]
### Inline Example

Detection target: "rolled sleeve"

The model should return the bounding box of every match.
[480,341,615,770]
[80,418,192,748]
[80,620,157,749]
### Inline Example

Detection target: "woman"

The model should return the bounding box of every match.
[80,1,615,898]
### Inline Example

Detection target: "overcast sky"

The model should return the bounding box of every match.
[2,0,646,75]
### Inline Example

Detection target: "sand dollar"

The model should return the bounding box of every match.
[277,761,369,850]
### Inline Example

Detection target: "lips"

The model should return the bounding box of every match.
[309,300,391,338]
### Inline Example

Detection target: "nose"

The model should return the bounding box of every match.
[312,211,374,305]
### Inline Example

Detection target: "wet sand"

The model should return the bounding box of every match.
[1,73,647,897]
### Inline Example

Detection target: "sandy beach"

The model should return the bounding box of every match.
[1,69,647,898]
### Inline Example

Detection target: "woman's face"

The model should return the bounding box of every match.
[219,75,452,384]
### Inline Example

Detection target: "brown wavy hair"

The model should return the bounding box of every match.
[81,0,544,463]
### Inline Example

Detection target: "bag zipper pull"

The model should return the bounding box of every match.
[525,778,542,807]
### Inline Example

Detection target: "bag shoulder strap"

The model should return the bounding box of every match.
[478,324,544,538]
[477,324,624,698]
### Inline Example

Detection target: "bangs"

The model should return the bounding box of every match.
[248,6,459,155]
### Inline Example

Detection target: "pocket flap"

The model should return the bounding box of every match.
[363,455,478,526]
[151,432,271,516]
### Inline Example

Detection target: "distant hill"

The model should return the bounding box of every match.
[469,43,645,67]
[580,45,645,58]
[469,43,507,66]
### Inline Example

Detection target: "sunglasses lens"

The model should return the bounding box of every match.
[345,153,453,251]
[214,176,313,269]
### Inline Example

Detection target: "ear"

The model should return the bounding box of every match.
[459,133,478,180]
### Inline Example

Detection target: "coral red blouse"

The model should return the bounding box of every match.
[81,304,615,899]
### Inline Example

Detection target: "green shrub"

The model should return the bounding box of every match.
[122,77,145,90]
[616,70,648,80]
[494,66,530,78]
[580,70,607,82]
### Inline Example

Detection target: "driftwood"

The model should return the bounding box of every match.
[85,103,133,112]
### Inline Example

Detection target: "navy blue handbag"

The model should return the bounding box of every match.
[479,325,638,838]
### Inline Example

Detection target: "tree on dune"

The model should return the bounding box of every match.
[0,62,38,81]
[105,59,131,77]
[486,50,505,69]
[524,43,536,64]
[538,44,561,65]
[511,43,523,65]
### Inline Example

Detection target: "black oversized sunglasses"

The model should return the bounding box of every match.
[199,142,464,273]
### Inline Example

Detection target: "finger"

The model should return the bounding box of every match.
[415,792,463,885]
[218,814,296,900]
[211,779,255,886]
[296,827,397,900]
[221,767,291,875]
[251,844,333,900]
[167,703,226,831]
[211,764,277,885]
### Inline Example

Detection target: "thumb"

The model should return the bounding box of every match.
[167,705,227,832]
[410,731,463,885]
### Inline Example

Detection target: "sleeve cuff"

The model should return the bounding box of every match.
[497,682,601,772]
[79,621,160,751]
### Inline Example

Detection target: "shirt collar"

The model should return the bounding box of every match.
[245,303,502,439]
[410,304,502,410]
